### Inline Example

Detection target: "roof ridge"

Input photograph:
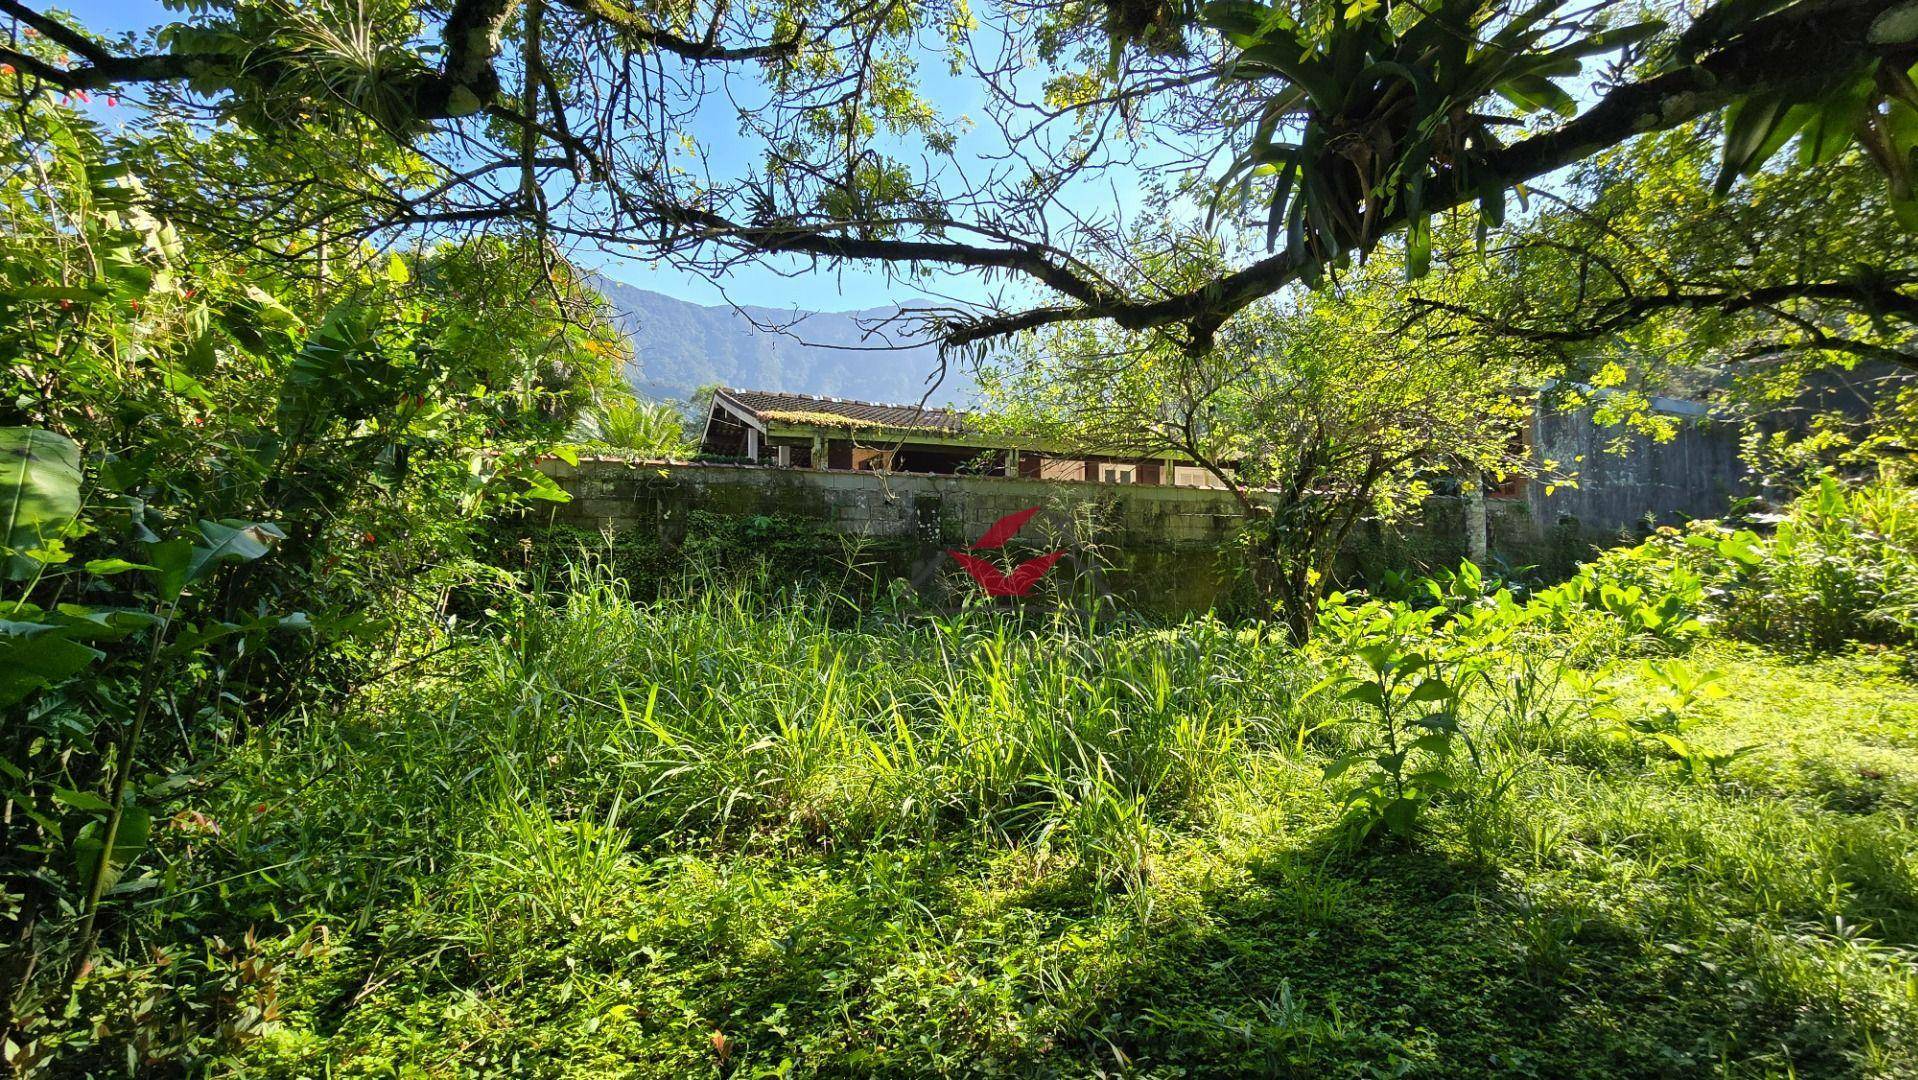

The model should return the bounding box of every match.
[723,386,965,414]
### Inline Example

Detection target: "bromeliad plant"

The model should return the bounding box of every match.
[1204,0,1663,277]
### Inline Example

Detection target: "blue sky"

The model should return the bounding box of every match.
[73,0,1005,313]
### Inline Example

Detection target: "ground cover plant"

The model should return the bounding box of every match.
[6,474,1917,1076]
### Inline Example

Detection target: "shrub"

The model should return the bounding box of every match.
[1690,476,1918,651]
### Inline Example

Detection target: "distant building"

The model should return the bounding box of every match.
[699,387,1230,487]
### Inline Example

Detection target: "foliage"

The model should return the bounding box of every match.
[1594,658,1747,782]
[1399,124,1918,401]
[1313,602,1474,839]
[976,244,1534,640]
[1556,475,1918,654]
[5,566,1917,1073]
[0,0,1902,353]
[0,94,623,1036]
[575,399,696,458]
[1689,475,1918,651]
[1205,0,1662,275]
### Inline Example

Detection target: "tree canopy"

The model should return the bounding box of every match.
[977,243,1534,635]
[3,0,1913,353]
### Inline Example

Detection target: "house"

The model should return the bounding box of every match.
[698,387,1229,487]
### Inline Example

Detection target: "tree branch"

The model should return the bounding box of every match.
[553,0,797,59]
[944,0,1909,348]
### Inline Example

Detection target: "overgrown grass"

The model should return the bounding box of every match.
[30,570,1918,1077]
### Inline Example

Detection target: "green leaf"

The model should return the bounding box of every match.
[72,804,152,893]
[1799,85,1871,166]
[1717,93,1786,194]
[386,253,411,284]
[1405,212,1432,280]
[523,476,573,503]
[1380,796,1422,836]
[0,629,103,707]
[1341,681,1386,707]
[52,787,112,813]
[1322,753,1367,781]
[0,427,83,580]
[1405,677,1452,703]
[188,519,286,582]
[1496,74,1575,117]
[1232,38,1341,111]
[1200,0,1280,43]
[146,537,193,601]
[84,558,158,576]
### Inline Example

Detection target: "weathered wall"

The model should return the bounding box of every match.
[537,459,1254,614]
[538,406,1750,614]
[1530,404,1748,533]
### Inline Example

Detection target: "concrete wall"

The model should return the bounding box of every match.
[538,403,1750,614]
[1529,404,1749,534]
[537,459,1254,614]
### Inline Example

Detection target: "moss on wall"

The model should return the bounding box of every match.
[530,461,1597,615]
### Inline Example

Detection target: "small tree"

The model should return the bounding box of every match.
[977,249,1533,640]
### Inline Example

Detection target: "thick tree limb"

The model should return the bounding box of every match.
[942,0,1909,348]
[3,0,1906,352]
[552,0,798,59]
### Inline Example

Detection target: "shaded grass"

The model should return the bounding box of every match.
[69,581,1918,1077]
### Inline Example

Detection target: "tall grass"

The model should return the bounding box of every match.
[42,558,1918,1075]
[209,567,1327,935]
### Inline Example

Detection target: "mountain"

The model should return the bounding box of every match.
[590,275,975,408]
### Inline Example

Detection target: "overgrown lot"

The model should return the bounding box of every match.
[26,533,1918,1076]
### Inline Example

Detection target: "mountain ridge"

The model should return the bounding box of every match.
[590,274,975,408]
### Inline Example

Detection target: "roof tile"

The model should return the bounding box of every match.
[720,387,970,434]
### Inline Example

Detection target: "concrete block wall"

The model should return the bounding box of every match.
[535,459,1256,613]
[1530,406,1748,532]
[535,425,1746,612]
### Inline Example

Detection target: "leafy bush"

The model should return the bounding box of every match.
[0,96,626,1037]
[1592,659,1748,782]
[575,399,695,458]
[1556,475,1918,654]
[1314,601,1474,840]
[1690,476,1918,651]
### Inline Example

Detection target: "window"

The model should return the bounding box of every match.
[1103,465,1136,484]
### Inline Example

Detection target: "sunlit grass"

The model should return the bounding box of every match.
[119,575,1918,1076]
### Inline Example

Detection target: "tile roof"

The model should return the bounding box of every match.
[717,387,970,435]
